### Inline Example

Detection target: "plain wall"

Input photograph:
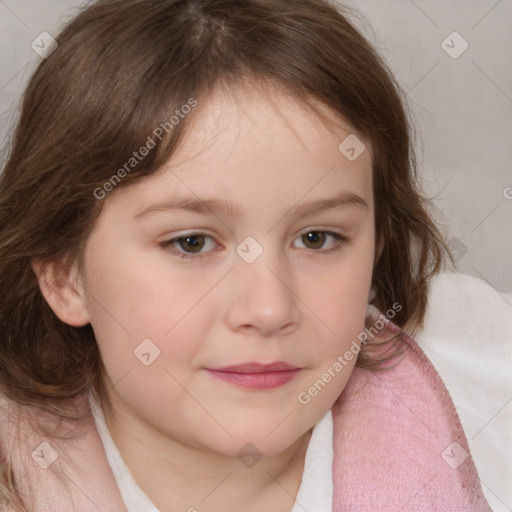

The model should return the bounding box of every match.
[344,0,512,293]
[0,0,511,292]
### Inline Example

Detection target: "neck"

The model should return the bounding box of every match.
[101,390,312,512]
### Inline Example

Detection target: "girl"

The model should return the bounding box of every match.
[0,0,491,510]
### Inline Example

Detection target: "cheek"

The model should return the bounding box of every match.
[314,239,374,319]
[302,237,374,375]
[84,262,218,424]
[82,245,220,382]
[294,279,371,419]
[308,282,368,373]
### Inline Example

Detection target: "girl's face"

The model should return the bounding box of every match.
[78,84,375,457]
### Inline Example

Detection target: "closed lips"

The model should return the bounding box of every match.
[205,362,303,389]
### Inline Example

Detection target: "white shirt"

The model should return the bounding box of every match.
[89,394,333,512]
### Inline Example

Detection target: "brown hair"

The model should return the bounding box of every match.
[0,0,449,508]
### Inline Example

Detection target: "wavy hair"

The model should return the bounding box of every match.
[0,0,449,508]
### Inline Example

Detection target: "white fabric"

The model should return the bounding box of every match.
[89,395,160,512]
[414,271,512,512]
[291,409,333,512]
[89,393,333,511]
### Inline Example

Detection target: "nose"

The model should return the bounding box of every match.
[224,250,301,338]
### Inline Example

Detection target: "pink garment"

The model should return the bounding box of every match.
[332,332,491,510]
[0,333,490,511]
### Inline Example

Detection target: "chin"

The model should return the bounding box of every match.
[207,423,310,461]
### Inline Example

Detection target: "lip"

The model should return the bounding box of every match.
[206,361,302,389]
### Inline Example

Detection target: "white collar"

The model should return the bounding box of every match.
[89,393,333,512]
[291,408,333,512]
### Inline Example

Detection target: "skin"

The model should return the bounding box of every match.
[36,82,375,512]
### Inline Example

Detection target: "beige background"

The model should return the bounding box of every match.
[346,0,512,294]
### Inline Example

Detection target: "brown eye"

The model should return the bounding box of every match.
[293,230,349,253]
[177,235,206,253]
[302,231,327,249]
[161,232,218,260]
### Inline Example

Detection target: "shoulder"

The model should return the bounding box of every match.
[0,390,125,511]
[0,393,23,512]
[330,332,491,511]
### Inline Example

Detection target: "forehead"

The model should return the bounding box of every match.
[169,80,370,170]
[106,80,373,220]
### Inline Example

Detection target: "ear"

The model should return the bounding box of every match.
[31,258,90,327]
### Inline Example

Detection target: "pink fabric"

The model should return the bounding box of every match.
[0,334,490,511]
[331,333,491,511]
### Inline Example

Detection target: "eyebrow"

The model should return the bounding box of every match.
[134,191,369,220]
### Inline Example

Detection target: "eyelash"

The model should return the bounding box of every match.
[160,230,350,260]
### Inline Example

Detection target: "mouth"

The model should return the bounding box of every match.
[205,361,302,389]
